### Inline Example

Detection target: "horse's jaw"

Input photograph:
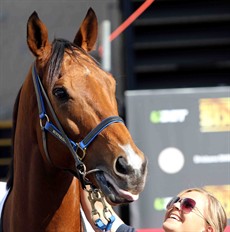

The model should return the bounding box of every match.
[95,171,140,205]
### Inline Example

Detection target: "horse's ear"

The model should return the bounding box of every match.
[27,11,51,58]
[73,8,98,52]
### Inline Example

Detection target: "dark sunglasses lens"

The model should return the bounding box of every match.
[181,198,196,213]
[166,196,180,209]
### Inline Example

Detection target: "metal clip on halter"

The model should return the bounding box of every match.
[87,188,115,231]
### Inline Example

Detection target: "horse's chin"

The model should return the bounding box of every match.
[94,171,139,205]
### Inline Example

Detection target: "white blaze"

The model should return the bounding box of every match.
[118,144,143,170]
[83,65,91,76]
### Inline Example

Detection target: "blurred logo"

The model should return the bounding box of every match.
[158,147,185,174]
[153,197,172,211]
[204,185,230,219]
[199,98,230,132]
[150,109,189,124]
[193,154,230,164]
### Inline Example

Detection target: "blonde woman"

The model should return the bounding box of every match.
[163,188,227,232]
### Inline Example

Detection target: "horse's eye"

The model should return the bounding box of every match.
[52,87,69,101]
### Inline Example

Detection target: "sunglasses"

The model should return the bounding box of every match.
[166,196,196,213]
[166,196,210,225]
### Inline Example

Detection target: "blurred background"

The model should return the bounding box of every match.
[0,0,229,230]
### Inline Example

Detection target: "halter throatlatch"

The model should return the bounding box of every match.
[32,63,122,231]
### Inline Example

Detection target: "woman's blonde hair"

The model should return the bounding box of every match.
[178,187,227,232]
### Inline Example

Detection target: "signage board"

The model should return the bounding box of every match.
[125,87,230,230]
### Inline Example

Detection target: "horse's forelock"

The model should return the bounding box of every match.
[48,39,78,80]
[48,39,99,83]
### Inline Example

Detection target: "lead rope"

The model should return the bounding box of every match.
[87,187,115,232]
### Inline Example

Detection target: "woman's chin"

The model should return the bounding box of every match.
[162,219,181,232]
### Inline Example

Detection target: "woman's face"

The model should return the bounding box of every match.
[163,191,212,232]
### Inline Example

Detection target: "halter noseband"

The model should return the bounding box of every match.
[32,63,124,188]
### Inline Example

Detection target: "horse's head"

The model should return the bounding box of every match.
[27,8,147,205]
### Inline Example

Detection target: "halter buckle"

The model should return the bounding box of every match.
[39,114,49,129]
[76,144,87,160]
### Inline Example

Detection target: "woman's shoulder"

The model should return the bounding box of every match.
[116,224,136,232]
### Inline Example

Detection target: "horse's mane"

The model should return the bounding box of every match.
[6,87,22,190]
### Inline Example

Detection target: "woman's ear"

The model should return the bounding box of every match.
[202,226,214,232]
[207,226,214,232]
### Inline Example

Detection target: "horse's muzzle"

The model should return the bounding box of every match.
[95,156,147,204]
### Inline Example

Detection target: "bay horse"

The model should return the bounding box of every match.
[1,8,147,232]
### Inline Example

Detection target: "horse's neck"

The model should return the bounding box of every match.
[4,75,82,232]
[9,167,81,231]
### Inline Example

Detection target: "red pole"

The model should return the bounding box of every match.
[109,0,155,41]
[99,0,154,57]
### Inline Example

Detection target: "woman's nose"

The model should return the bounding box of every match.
[173,201,181,210]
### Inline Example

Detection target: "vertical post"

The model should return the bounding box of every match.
[101,20,111,72]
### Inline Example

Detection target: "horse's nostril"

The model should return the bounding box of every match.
[115,156,130,175]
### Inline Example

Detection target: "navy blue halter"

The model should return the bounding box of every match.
[32,63,124,187]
